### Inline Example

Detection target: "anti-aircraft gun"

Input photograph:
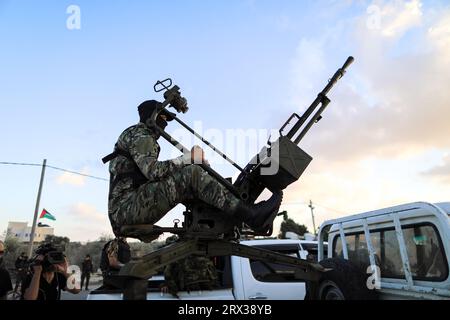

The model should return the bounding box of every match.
[110,57,356,300]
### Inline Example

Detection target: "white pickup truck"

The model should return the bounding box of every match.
[87,239,327,300]
[317,201,450,299]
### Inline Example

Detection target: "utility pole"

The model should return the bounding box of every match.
[27,159,47,258]
[309,200,317,236]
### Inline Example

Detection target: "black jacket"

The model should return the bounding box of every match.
[15,256,28,270]
[81,260,93,274]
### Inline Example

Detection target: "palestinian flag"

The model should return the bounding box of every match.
[39,209,56,221]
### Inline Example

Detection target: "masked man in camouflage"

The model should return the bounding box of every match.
[105,100,282,237]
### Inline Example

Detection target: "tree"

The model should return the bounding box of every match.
[2,227,12,239]
[44,235,70,249]
[4,236,21,256]
[3,236,27,270]
[98,233,114,242]
[65,240,109,272]
[278,212,309,239]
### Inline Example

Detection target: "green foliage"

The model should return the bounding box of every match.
[65,240,109,272]
[34,235,107,272]
[63,238,165,272]
[4,236,21,254]
[3,236,27,270]
[1,231,166,275]
[278,212,309,239]
[44,235,70,250]
[98,233,114,242]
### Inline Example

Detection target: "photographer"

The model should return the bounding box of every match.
[21,244,80,300]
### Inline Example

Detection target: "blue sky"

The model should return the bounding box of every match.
[1,0,450,241]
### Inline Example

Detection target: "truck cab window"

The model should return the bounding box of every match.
[334,224,448,282]
[402,224,448,281]
[370,229,404,278]
[249,248,303,283]
[333,236,344,259]
[333,234,370,271]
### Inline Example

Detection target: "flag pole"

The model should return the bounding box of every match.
[27,159,47,258]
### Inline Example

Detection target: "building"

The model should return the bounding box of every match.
[7,221,54,243]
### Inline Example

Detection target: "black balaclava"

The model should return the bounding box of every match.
[137,100,175,137]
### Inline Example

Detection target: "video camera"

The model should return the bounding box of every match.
[29,243,66,272]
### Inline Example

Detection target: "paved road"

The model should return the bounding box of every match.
[61,278,103,300]
[7,276,102,300]
[8,288,92,300]
[61,289,90,300]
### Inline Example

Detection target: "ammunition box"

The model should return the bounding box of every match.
[256,136,312,190]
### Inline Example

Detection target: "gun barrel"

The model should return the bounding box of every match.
[285,56,354,143]
[342,56,355,72]
[322,55,354,96]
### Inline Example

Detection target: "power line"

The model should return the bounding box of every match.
[0,161,108,182]
[0,161,42,167]
[314,203,347,215]
[282,201,347,215]
[46,165,108,182]
[0,162,350,213]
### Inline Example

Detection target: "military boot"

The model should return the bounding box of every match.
[233,190,283,230]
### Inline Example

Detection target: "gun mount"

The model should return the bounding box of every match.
[111,57,355,299]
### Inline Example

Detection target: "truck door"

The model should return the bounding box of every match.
[240,244,306,300]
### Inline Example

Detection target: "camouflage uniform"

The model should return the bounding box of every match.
[108,122,240,235]
[164,256,219,297]
[104,238,123,259]
[100,238,131,288]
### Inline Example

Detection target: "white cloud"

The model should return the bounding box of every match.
[67,202,108,224]
[288,1,450,164]
[428,10,450,59]
[56,168,89,186]
[57,202,111,242]
[280,0,450,230]
[422,154,450,183]
[289,38,326,108]
[280,153,450,231]
[375,0,423,37]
